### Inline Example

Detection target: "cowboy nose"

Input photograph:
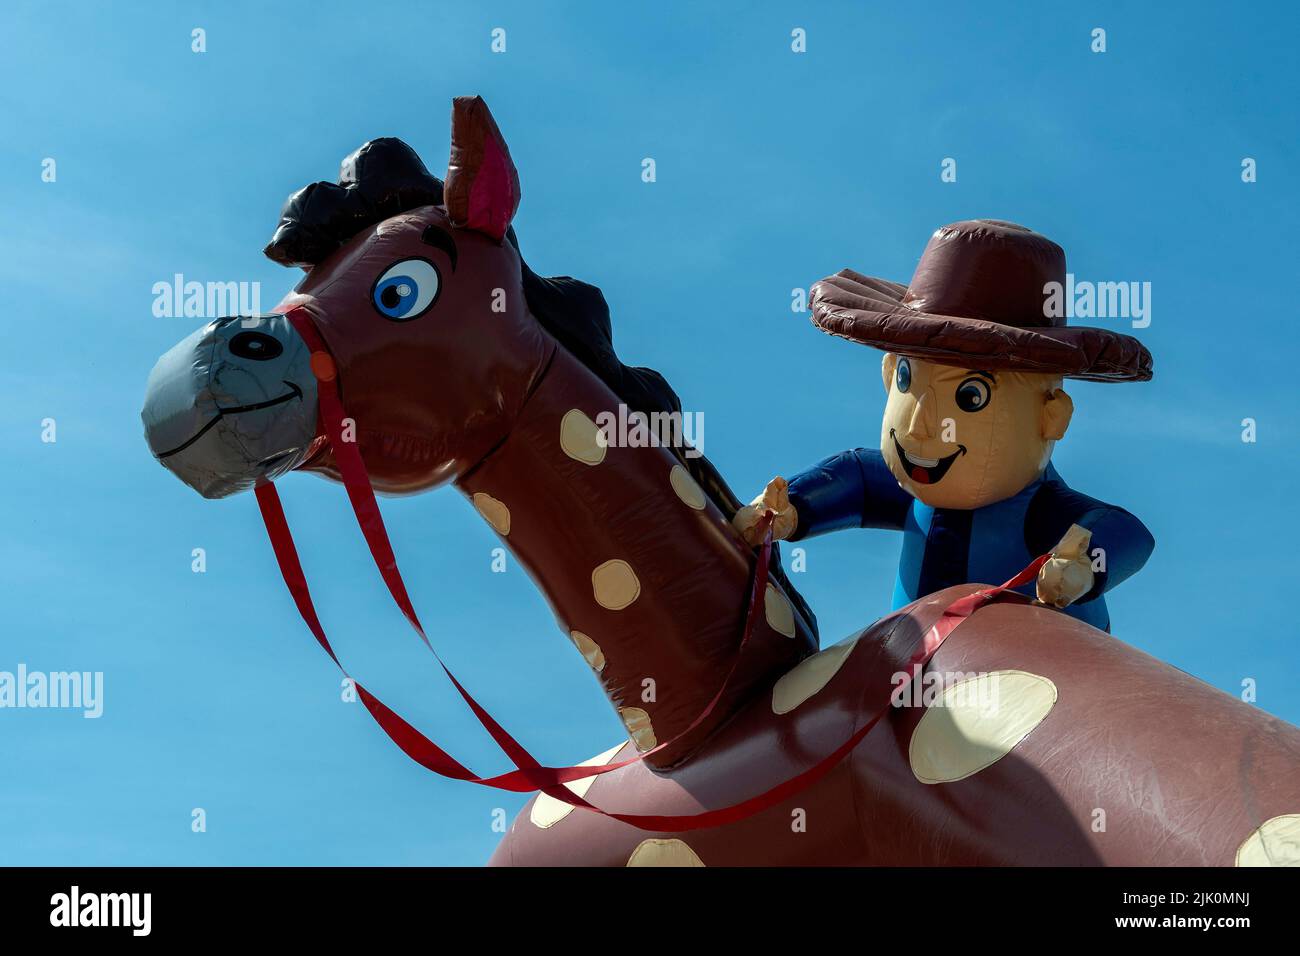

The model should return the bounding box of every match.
[906,389,938,441]
[141,314,318,499]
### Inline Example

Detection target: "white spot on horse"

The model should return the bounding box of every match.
[560,409,606,465]
[772,637,860,714]
[626,838,705,867]
[592,559,639,610]
[669,464,707,510]
[619,706,656,751]
[764,584,795,637]
[569,630,606,672]
[1235,814,1300,866]
[528,742,625,830]
[909,670,1058,784]
[471,492,511,535]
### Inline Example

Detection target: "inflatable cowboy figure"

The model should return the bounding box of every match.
[736,220,1155,631]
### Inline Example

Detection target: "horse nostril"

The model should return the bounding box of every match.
[229,331,284,361]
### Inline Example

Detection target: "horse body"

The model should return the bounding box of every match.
[493,588,1300,866]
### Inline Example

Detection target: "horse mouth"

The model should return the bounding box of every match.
[156,381,304,459]
[890,429,966,485]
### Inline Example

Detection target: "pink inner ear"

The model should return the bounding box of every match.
[466,132,517,240]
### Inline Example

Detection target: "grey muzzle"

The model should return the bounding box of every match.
[142,314,318,498]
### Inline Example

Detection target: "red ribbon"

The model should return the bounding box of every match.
[256,305,1050,831]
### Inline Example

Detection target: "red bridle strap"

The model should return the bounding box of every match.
[257,306,1049,830]
[274,307,779,788]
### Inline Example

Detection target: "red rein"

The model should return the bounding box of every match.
[254,306,1049,832]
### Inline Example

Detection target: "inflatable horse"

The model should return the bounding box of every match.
[142,96,1300,866]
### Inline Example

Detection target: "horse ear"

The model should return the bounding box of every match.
[444,96,520,241]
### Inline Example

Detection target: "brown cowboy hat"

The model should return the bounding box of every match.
[809,220,1153,382]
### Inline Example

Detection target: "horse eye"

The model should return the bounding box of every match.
[955,377,991,412]
[372,258,440,321]
[895,358,912,393]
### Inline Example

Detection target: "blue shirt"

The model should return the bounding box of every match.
[786,449,1154,631]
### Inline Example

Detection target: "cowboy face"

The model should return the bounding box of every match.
[879,354,1074,509]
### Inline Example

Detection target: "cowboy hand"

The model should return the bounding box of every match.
[732,476,798,547]
[1036,524,1095,608]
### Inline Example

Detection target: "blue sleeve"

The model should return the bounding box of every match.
[1025,481,1155,601]
[786,448,911,541]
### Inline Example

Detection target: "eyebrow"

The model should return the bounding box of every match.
[970,370,997,384]
[421,224,458,271]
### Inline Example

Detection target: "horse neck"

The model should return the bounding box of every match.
[456,342,815,768]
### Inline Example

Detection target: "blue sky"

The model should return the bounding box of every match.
[1,1,1296,865]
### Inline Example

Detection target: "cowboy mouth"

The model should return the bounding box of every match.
[156,381,304,459]
[890,429,966,485]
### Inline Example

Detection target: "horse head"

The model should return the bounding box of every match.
[143,96,543,497]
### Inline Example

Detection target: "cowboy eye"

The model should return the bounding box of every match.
[955,377,991,412]
[895,358,912,393]
[372,258,440,321]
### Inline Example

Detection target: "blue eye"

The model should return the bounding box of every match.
[895,358,911,393]
[372,258,440,321]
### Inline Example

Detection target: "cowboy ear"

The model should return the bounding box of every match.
[1041,387,1074,441]
[881,353,898,394]
[444,96,521,241]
